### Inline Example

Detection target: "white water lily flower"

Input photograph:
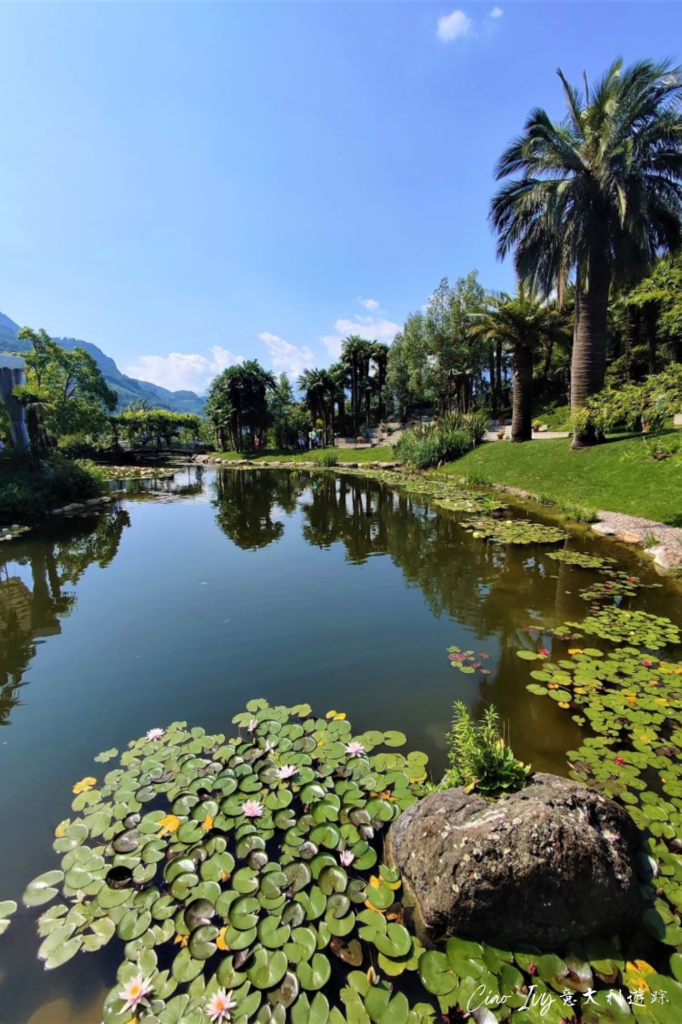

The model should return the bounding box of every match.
[241,800,264,818]
[120,973,153,1013]
[345,740,366,757]
[340,850,355,867]
[276,764,297,780]
[206,987,238,1023]
[146,728,165,741]
[247,718,259,733]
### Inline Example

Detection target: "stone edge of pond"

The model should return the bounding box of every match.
[199,454,682,578]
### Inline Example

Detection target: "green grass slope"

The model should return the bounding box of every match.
[445,434,682,526]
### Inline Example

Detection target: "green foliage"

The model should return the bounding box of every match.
[14,328,118,450]
[0,450,104,525]
[395,412,486,469]
[205,360,275,451]
[315,449,339,467]
[443,702,531,797]
[579,365,682,435]
[111,409,201,448]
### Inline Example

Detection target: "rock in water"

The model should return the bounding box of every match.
[386,773,641,948]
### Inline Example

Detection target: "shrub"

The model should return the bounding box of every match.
[316,449,339,467]
[395,412,486,470]
[0,451,104,525]
[443,701,531,797]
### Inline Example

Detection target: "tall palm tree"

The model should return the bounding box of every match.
[491,58,682,447]
[341,335,372,433]
[471,287,570,442]
[298,368,337,442]
[371,342,390,422]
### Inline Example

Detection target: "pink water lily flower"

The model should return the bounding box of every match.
[345,741,366,758]
[539,648,550,656]
[339,850,355,867]
[146,728,165,741]
[276,764,297,780]
[207,987,238,1023]
[120,974,153,1013]
[247,718,259,732]
[241,800,264,818]
[615,757,626,767]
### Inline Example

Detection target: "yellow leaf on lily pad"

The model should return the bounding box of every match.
[54,819,70,838]
[157,814,180,836]
[216,926,228,951]
[73,777,97,795]
[202,814,214,831]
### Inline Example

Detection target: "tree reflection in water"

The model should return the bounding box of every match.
[0,508,130,725]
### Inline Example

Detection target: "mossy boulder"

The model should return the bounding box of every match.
[386,773,641,948]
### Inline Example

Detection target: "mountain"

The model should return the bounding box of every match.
[0,311,204,415]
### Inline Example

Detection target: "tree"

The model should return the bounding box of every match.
[491,59,682,447]
[298,368,337,443]
[268,373,297,448]
[205,360,275,451]
[471,288,570,442]
[341,336,372,432]
[15,328,117,450]
[371,343,390,422]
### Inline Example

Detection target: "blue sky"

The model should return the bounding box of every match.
[1,2,680,394]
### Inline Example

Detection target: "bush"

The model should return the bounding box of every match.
[315,449,339,467]
[0,451,104,526]
[395,411,486,469]
[443,701,531,797]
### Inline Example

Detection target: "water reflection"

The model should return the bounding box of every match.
[0,508,130,724]
[212,469,304,549]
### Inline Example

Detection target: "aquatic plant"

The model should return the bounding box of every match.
[443,702,531,797]
[546,549,615,569]
[461,516,566,545]
[557,606,680,649]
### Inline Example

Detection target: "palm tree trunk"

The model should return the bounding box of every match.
[511,346,533,443]
[644,303,657,375]
[571,255,610,449]
[624,304,639,374]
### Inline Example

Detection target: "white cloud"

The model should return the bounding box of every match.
[359,297,379,310]
[489,6,503,17]
[259,332,315,379]
[437,9,473,42]
[126,345,244,393]
[321,316,401,361]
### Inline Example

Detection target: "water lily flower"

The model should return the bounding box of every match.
[146,728,165,741]
[345,741,366,758]
[642,660,653,668]
[276,764,297,780]
[206,988,238,1023]
[241,800,264,818]
[539,648,550,656]
[528,962,537,976]
[247,718,259,733]
[264,739,275,754]
[615,757,626,766]
[340,850,355,867]
[120,973,153,1013]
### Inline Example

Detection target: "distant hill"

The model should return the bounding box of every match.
[0,311,204,415]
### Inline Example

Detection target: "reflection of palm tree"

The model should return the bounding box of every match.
[0,508,129,725]
[212,471,305,551]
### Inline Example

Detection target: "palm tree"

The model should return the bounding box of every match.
[298,368,337,443]
[491,59,682,447]
[341,335,372,433]
[206,360,275,450]
[371,342,390,422]
[472,287,570,442]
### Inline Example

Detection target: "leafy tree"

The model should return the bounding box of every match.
[371,342,390,422]
[14,328,117,450]
[111,409,201,449]
[267,373,298,448]
[627,251,682,365]
[471,288,571,441]
[205,360,275,451]
[491,59,682,447]
[341,336,372,433]
[298,368,337,443]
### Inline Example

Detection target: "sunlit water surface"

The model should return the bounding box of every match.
[1,466,679,1021]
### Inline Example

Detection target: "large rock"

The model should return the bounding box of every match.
[386,773,641,948]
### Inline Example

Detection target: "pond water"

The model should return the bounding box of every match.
[0,466,680,1022]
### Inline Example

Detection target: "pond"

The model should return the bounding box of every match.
[0,466,680,1022]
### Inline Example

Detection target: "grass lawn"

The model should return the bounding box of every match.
[212,446,397,464]
[445,433,682,526]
